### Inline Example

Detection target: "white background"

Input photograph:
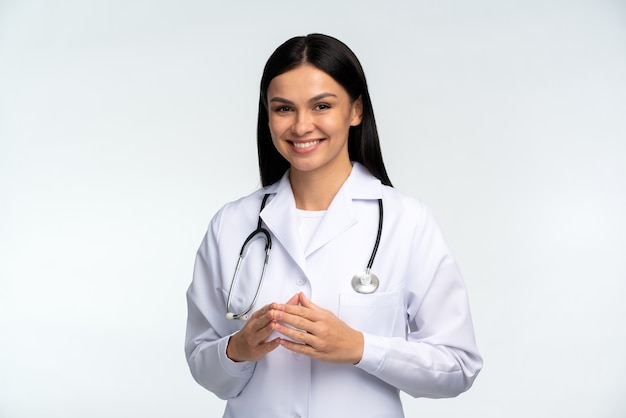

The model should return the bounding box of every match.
[1,0,625,417]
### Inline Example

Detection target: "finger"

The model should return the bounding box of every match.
[274,310,316,335]
[250,303,277,330]
[279,338,312,355]
[297,293,321,310]
[279,303,319,323]
[274,322,312,344]
[255,320,278,343]
[284,293,300,305]
[253,303,276,319]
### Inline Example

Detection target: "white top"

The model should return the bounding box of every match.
[297,209,326,251]
[185,163,482,418]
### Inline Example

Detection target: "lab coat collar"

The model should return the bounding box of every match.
[260,163,382,269]
[261,162,382,199]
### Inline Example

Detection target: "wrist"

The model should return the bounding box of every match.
[352,331,365,364]
[226,333,244,362]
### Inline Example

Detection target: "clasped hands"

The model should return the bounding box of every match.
[226,292,364,364]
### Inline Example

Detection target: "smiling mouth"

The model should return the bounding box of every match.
[291,140,321,149]
[292,139,320,149]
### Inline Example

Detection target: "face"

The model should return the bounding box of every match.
[266,64,362,179]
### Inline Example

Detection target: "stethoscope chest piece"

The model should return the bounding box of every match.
[350,198,384,295]
[351,271,379,294]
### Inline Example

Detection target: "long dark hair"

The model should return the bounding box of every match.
[257,33,393,187]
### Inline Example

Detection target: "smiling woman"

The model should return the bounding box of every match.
[184,33,482,418]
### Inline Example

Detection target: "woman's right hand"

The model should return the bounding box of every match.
[225,303,281,362]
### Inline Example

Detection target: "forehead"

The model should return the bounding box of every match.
[267,64,347,98]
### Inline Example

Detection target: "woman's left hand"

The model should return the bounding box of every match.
[270,292,364,364]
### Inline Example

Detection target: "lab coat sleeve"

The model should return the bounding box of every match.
[355,202,483,398]
[185,209,256,399]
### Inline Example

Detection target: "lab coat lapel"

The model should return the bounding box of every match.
[260,175,307,272]
[304,184,355,256]
[259,164,382,268]
[306,163,382,256]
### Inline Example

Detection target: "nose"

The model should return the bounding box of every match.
[292,111,314,137]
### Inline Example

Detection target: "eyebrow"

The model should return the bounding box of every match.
[269,92,338,105]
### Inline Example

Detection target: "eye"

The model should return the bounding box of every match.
[273,105,292,113]
[314,103,331,111]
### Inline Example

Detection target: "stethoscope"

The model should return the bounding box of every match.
[226,194,383,320]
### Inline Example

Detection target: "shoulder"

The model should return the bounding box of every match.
[380,184,438,232]
[350,162,435,226]
[380,184,425,214]
[219,188,268,214]
[206,188,270,237]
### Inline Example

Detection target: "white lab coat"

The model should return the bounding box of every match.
[185,163,482,418]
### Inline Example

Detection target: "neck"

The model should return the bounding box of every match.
[289,162,352,210]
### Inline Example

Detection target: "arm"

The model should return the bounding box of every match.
[273,202,482,398]
[357,205,483,398]
[184,213,256,400]
[357,261,483,398]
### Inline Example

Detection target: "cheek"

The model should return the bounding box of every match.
[268,117,286,138]
[325,115,352,136]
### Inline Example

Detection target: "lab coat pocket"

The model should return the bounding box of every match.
[338,291,402,337]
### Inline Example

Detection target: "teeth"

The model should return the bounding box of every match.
[293,140,320,149]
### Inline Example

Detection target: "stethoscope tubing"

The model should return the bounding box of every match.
[365,199,383,275]
[226,194,272,320]
[226,194,383,318]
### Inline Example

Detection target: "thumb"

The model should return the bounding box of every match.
[285,293,300,305]
[298,292,320,310]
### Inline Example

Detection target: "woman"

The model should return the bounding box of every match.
[185,33,482,417]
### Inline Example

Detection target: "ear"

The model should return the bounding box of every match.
[350,96,363,127]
